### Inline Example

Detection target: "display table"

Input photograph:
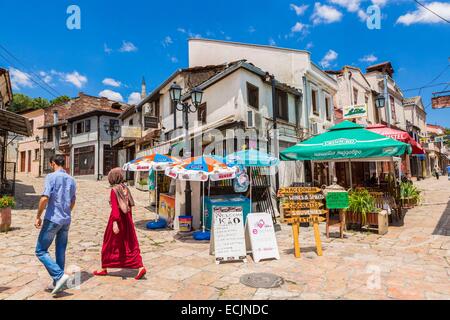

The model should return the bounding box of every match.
[204,195,251,230]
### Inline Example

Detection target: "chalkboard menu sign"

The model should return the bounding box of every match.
[326,191,349,209]
[210,206,247,264]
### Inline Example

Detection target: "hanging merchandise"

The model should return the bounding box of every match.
[233,170,249,193]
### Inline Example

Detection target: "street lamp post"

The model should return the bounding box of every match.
[104,120,120,175]
[35,135,47,177]
[169,82,203,217]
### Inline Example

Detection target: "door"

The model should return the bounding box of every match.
[20,151,26,172]
[27,150,32,172]
[103,144,118,176]
[73,146,95,176]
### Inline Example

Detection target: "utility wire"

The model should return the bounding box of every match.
[413,0,450,24]
[0,51,59,99]
[403,82,450,92]
[0,44,64,98]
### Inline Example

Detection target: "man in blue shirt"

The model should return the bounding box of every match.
[35,155,76,295]
[447,165,450,180]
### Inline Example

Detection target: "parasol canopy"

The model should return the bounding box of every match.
[165,155,238,182]
[122,154,179,172]
[366,124,425,155]
[281,121,412,161]
[226,149,280,167]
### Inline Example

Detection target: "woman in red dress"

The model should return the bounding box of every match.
[93,168,146,280]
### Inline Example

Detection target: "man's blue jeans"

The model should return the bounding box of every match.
[35,219,70,283]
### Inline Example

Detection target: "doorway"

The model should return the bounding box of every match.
[73,146,95,176]
[103,144,118,176]
[20,151,26,172]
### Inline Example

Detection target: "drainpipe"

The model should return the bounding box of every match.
[271,76,279,193]
[97,115,101,181]
[384,74,391,128]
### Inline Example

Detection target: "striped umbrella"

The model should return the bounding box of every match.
[122,154,179,172]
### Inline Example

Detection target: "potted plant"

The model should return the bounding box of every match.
[136,178,149,192]
[400,182,421,208]
[0,195,16,232]
[346,189,378,227]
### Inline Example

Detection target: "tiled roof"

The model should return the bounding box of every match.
[43,93,129,126]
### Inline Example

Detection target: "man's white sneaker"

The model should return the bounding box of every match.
[51,274,70,295]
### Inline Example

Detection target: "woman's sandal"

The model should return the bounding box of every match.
[93,270,108,276]
[135,268,147,280]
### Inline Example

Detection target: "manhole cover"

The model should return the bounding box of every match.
[240,273,284,288]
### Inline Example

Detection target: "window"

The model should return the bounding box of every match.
[197,103,207,125]
[276,89,289,121]
[353,88,359,105]
[75,121,84,134]
[311,89,319,116]
[129,119,134,126]
[34,149,39,161]
[325,96,331,121]
[47,127,53,142]
[85,120,91,133]
[29,120,34,135]
[246,82,259,109]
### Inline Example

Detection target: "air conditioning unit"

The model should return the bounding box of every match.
[246,109,262,129]
[310,122,319,135]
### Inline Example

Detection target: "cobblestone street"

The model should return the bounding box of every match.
[0,174,449,300]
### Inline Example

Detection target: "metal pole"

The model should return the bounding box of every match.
[349,159,353,189]
[184,106,192,217]
[384,74,391,128]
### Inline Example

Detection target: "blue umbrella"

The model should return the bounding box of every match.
[225,150,280,210]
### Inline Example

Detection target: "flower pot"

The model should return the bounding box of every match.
[345,211,379,226]
[0,207,12,232]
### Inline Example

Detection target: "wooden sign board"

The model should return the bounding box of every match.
[432,94,450,109]
[144,115,159,130]
[288,194,324,201]
[287,209,328,216]
[245,213,280,263]
[209,206,247,264]
[282,201,324,209]
[326,191,349,209]
[277,187,322,196]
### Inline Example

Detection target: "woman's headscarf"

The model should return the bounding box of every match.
[108,167,135,213]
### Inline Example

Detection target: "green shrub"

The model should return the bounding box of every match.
[0,196,15,209]
[400,182,421,204]
[348,189,376,226]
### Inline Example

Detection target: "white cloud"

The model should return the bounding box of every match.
[99,89,123,102]
[162,36,173,47]
[102,78,121,87]
[311,3,343,25]
[177,28,187,33]
[320,49,338,68]
[128,92,141,105]
[329,0,361,12]
[290,4,309,15]
[248,26,256,33]
[359,54,378,63]
[10,68,33,90]
[104,43,112,54]
[63,71,87,88]
[306,42,314,50]
[169,55,179,63]
[39,71,52,84]
[357,8,368,21]
[397,2,450,26]
[371,0,388,7]
[291,22,307,32]
[268,38,277,46]
[119,41,138,52]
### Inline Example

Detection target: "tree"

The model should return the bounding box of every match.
[7,94,70,113]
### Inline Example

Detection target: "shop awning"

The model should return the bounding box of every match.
[280,121,411,161]
[367,124,425,155]
[0,109,32,136]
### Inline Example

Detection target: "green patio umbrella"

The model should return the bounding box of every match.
[280,121,411,161]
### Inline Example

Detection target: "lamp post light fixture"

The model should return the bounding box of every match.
[169,82,204,217]
[375,94,386,109]
[104,121,120,147]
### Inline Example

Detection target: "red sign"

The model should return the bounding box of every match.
[432,94,450,109]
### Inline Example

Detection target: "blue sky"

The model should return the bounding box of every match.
[1,0,449,126]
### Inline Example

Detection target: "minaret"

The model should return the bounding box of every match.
[141,77,147,99]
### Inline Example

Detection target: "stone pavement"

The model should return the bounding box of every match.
[0,174,449,300]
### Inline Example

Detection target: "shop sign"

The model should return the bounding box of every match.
[210,206,246,264]
[326,191,349,209]
[144,116,159,130]
[343,104,368,119]
[245,213,280,263]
